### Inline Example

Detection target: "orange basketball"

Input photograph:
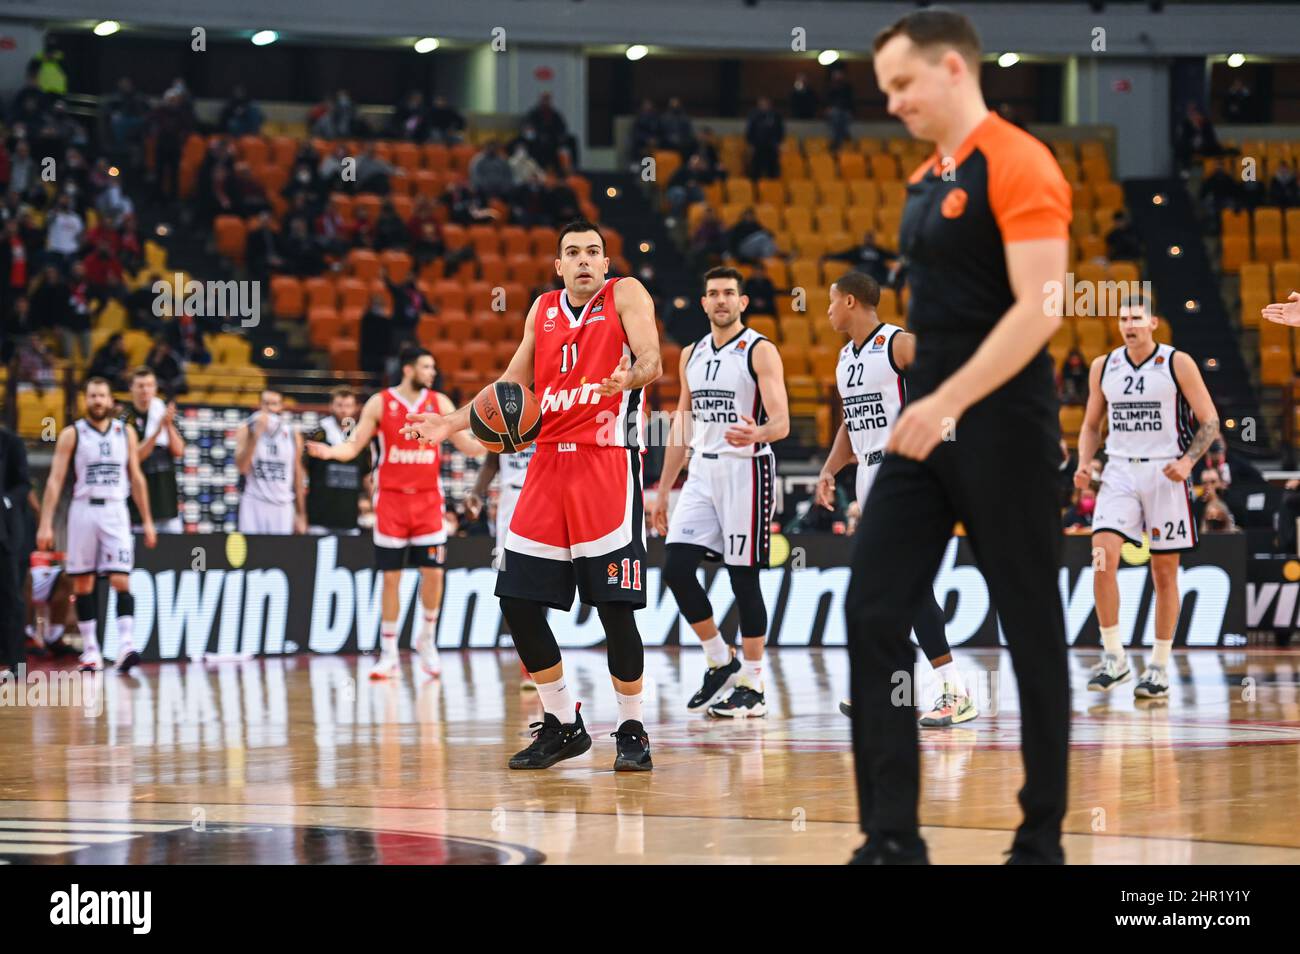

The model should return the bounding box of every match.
[469,381,542,453]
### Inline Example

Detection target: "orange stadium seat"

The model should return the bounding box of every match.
[381,251,412,284]
[214,216,247,262]
[271,276,303,319]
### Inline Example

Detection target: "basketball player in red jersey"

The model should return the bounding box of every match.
[403,219,662,772]
[308,345,484,679]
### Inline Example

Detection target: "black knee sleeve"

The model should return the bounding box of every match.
[912,590,952,664]
[663,544,713,624]
[115,591,135,617]
[726,565,767,638]
[499,597,562,674]
[75,593,96,623]
[597,603,644,682]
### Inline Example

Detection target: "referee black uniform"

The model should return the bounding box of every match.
[847,112,1072,863]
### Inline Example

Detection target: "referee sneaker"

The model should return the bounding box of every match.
[847,9,1071,864]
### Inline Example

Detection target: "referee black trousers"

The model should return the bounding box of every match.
[845,368,1070,861]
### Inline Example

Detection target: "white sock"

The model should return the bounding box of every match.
[117,615,135,654]
[1151,639,1172,667]
[934,660,965,696]
[380,622,398,659]
[700,634,730,668]
[536,678,576,722]
[79,618,99,656]
[615,690,643,726]
[45,623,66,645]
[420,609,439,641]
[741,654,764,689]
[1100,624,1125,660]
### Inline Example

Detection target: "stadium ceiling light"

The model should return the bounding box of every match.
[818,50,840,67]
[414,37,440,54]
[93,20,121,37]
[625,44,648,61]
[251,30,279,46]
[997,52,1020,68]
[1226,53,1246,68]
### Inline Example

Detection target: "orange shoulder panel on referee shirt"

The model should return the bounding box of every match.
[978,114,1073,243]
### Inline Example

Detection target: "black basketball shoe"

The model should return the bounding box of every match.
[707,682,767,719]
[687,654,740,710]
[612,720,653,772]
[115,650,142,675]
[848,834,929,865]
[509,704,592,769]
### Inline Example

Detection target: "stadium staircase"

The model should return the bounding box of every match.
[1123,178,1271,458]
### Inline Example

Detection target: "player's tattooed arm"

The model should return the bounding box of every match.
[1167,350,1220,483]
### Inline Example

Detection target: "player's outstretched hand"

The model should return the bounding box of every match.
[814,470,836,509]
[36,524,54,551]
[1262,291,1300,327]
[597,355,633,396]
[304,440,334,460]
[402,412,450,446]
[464,492,483,521]
[724,415,759,447]
[650,491,670,535]
[1162,457,1193,483]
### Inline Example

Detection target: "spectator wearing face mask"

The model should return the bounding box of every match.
[1063,486,1096,532]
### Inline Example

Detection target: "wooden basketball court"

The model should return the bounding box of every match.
[2,647,1297,864]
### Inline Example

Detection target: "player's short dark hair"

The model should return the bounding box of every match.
[130,366,155,382]
[703,266,745,291]
[557,219,605,256]
[873,8,982,71]
[832,270,882,307]
[399,345,431,369]
[329,384,356,401]
[85,376,112,392]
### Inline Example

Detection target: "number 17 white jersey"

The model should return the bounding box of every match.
[684,325,772,458]
[836,323,906,465]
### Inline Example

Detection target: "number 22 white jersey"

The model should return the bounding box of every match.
[836,323,906,465]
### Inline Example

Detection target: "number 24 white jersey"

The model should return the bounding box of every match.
[1100,343,1194,460]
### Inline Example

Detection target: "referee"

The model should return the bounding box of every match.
[847,9,1071,864]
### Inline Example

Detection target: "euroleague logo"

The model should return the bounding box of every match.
[941,187,968,219]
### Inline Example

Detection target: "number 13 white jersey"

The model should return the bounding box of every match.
[836,323,906,465]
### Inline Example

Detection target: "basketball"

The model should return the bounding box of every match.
[469,380,542,453]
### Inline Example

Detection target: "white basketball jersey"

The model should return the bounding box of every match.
[836,323,906,464]
[500,444,535,490]
[244,412,297,505]
[1100,343,1193,459]
[72,418,130,500]
[684,325,771,458]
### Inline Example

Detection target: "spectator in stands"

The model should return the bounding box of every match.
[15,333,55,392]
[507,137,544,186]
[43,192,82,269]
[469,141,515,199]
[1199,159,1237,222]
[374,200,408,251]
[428,95,467,145]
[1237,169,1266,210]
[544,172,580,224]
[5,294,31,338]
[1200,499,1240,535]
[745,97,784,179]
[659,98,696,158]
[387,274,430,333]
[86,332,128,390]
[312,90,359,139]
[1194,467,1228,526]
[443,180,497,225]
[149,88,194,201]
[9,72,49,130]
[1223,78,1253,124]
[727,207,778,263]
[315,200,350,257]
[522,92,575,171]
[8,140,35,197]
[245,210,284,281]
[65,260,92,361]
[349,203,378,248]
[230,163,271,216]
[95,174,134,224]
[359,292,393,375]
[688,206,726,271]
[1269,161,1299,209]
[32,37,67,96]
[1105,210,1142,261]
[790,73,819,120]
[81,234,125,296]
[283,145,325,209]
[1197,436,1263,487]
[218,84,264,137]
[104,77,149,159]
[1058,348,1088,405]
[390,91,430,142]
[822,230,898,286]
[166,312,210,367]
[27,262,67,331]
[278,217,324,276]
[282,191,316,238]
[1062,486,1095,532]
[145,336,186,396]
[1175,101,1225,171]
[630,99,661,162]
[825,71,854,150]
[410,220,446,273]
[1280,480,1300,553]
[744,262,777,317]
[355,146,403,196]
[666,153,718,217]
[695,126,724,178]
[1057,438,1078,510]
[0,218,31,318]
[115,212,144,274]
